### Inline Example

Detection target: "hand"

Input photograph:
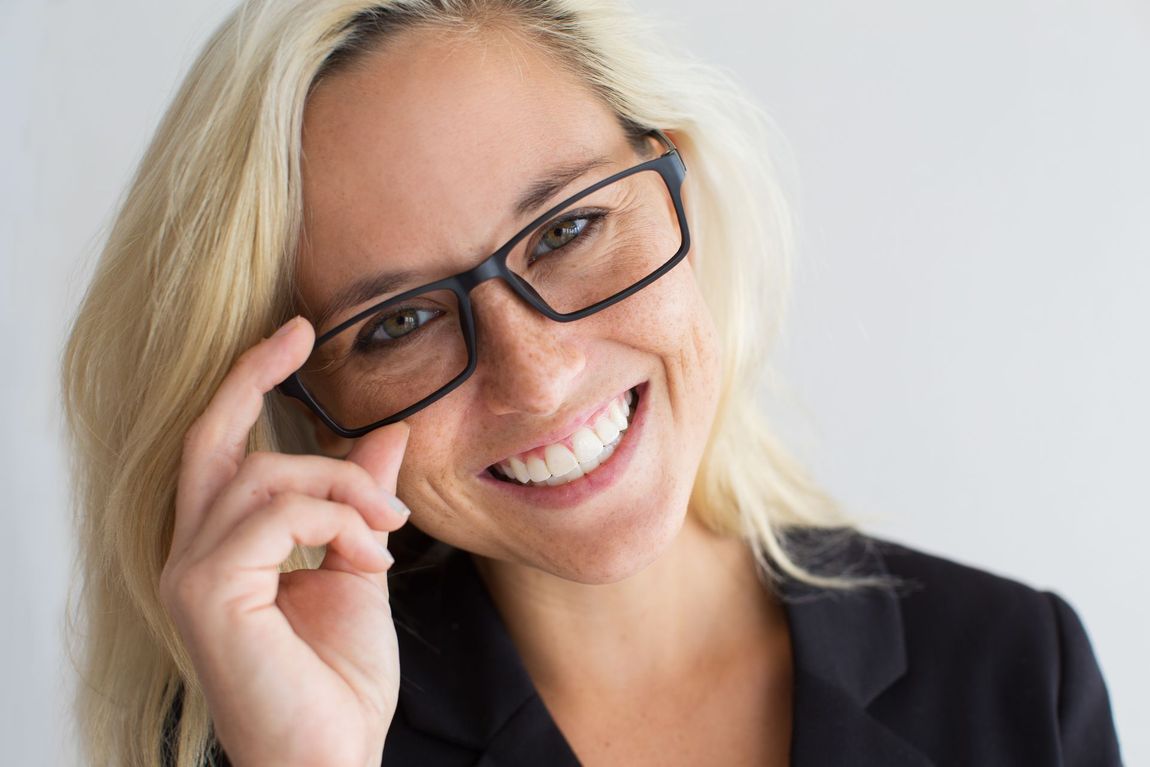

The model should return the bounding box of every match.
[160,317,410,767]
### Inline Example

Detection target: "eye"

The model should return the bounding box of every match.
[529,211,605,262]
[537,217,588,252]
[354,307,441,351]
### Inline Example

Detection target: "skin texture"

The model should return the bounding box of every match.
[298,27,719,585]
[295,26,793,766]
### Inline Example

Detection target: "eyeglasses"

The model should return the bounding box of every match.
[278,129,690,438]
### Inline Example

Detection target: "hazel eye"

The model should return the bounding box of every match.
[537,217,589,253]
[528,211,607,265]
[381,309,429,338]
[355,307,441,351]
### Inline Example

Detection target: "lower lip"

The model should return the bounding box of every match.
[477,383,648,510]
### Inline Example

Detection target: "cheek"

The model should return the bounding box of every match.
[639,269,723,437]
[394,406,513,559]
[689,290,722,392]
[394,406,466,503]
[626,266,721,374]
[392,400,512,550]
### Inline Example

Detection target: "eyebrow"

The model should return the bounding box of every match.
[314,154,614,331]
[312,270,421,333]
[512,155,613,218]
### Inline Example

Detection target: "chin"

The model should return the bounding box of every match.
[518,487,691,585]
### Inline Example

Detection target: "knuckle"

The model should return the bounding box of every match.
[337,500,365,525]
[262,491,303,520]
[181,418,228,475]
[230,475,270,510]
[339,463,380,503]
[327,501,362,534]
[315,500,361,535]
[157,567,175,606]
[345,508,375,540]
[233,343,263,371]
[160,564,206,611]
[329,465,364,496]
[241,450,277,475]
[326,494,358,517]
[181,418,206,457]
[345,461,376,488]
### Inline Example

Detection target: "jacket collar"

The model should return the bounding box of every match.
[389,546,581,763]
[389,534,932,766]
[779,532,933,765]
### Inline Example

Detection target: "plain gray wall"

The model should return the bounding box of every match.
[2,1,1145,764]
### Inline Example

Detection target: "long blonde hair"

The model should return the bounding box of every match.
[63,1,851,764]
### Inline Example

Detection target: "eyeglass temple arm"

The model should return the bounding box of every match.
[648,128,678,153]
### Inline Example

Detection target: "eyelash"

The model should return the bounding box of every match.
[352,306,443,354]
[527,208,609,265]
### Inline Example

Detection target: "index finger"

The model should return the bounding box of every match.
[175,317,315,536]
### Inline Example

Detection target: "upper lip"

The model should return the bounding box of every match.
[481,383,641,470]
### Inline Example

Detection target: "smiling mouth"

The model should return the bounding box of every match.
[487,386,640,487]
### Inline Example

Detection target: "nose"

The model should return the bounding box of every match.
[471,281,585,417]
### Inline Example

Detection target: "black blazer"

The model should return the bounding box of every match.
[381,533,1123,766]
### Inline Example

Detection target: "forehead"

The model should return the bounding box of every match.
[296,26,629,319]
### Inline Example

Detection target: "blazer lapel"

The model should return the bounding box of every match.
[782,533,934,766]
[789,670,933,766]
[474,694,581,767]
[390,545,579,765]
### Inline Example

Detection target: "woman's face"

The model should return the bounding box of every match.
[297,27,721,584]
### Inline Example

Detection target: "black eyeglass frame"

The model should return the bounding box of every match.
[278,129,690,438]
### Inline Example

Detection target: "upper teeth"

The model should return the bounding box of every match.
[494,389,636,486]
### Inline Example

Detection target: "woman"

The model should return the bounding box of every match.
[62,1,1122,765]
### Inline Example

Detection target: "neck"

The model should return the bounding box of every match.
[471,513,785,695]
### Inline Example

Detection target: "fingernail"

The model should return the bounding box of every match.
[388,495,412,519]
[378,543,395,566]
[272,316,300,338]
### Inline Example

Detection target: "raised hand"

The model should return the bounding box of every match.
[160,317,410,767]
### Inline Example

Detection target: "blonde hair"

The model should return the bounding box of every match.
[62,1,853,764]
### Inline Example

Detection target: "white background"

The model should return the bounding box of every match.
[2,1,1146,764]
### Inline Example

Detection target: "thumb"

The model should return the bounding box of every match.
[346,421,410,495]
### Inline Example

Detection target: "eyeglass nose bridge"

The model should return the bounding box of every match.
[452,250,563,323]
[454,253,505,293]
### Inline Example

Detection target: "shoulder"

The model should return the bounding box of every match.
[868,537,1113,698]
[873,536,1068,644]
[779,528,1122,765]
[857,535,1122,765]
[788,529,1087,647]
